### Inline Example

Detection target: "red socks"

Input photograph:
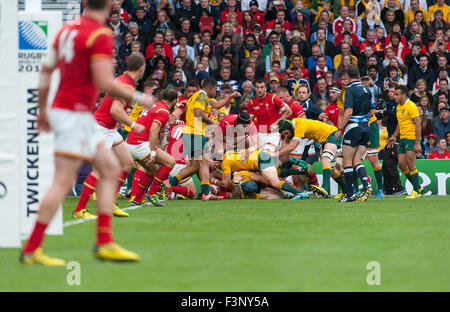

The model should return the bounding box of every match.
[96,213,114,245]
[147,165,172,196]
[115,170,129,194]
[307,170,319,186]
[75,174,98,212]
[23,221,48,253]
[133,170,154,203]
[172,186,195,198]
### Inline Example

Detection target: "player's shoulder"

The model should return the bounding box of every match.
[153,102,170,114]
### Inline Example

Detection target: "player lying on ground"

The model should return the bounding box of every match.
[277,118,347,198]
[73,53,147,219]
[214,149,310,200]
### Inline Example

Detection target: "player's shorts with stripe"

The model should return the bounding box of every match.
[366,122,380,149]
[94,123,124,148]
[169,163,193,185]
[325,131,342,148]
[257,151,278,171]
[342,122,370,147]
[290,138,308,157]
[258,132,281,149]
[127,142,152,161]
[49,108,102,162]
[398,139,416,154]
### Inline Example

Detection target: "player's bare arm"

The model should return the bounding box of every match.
[336,107,353,139]
[278,139,300,158]
[271,103,292,131]
[37,47,58,133]
[147,121,162,165]
[91,59,154,108]
[387,124,400,148]
[110,99,145,134]
[413,116,422,154]
[194,107,216,125]
[210,91,241,109]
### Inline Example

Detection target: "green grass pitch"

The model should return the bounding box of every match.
[1,196,449,292]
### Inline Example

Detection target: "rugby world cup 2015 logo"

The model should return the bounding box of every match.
[19,20,48,50]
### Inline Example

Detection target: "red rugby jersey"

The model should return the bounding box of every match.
[166,124,186,165]
[247,93,284,133]
[287,99,305,120]
[324,102,340,127]
[218,114,258,138]
[175,94,188,123]
[126,102,170,145]
[52,16,114,112]
[94,73,135,129]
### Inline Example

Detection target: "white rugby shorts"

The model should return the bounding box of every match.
[127,142,152,161]
[50,108,102,162]
[94,123,124,148]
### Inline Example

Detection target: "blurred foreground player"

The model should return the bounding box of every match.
[20,0,155,265]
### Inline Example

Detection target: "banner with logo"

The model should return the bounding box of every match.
[18,11,63,238]
[313,160,450,196]
[0,0,21,248]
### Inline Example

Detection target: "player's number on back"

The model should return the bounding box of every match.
[58,29,78,64]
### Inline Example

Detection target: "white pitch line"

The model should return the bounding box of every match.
[63,204,145,228]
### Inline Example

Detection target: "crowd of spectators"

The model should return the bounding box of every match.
[82,0,450,158]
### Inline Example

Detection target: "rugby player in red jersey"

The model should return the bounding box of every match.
[73,53,146,219]
[322,84,342,127]
[126,89,179,206]
[217,111,259,153]
[247,79,292,151]
[21,0,156,265]
[276,87,305,121]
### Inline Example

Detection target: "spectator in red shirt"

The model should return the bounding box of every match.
[145,31,174,63]
[428,136,450,159]
[220,0,243,26]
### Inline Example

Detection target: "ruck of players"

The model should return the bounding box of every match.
[20,0,427,266]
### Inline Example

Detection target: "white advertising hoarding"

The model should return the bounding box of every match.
[0,0,21,248]
[18,11,63,238]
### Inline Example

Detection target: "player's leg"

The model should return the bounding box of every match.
[111,141,135,216]
[199,155,223,200]
[319,142,338,196]
[73,168,99,217]
[91,143,139,262]
[341,144,357,200]
[112,141,134,194]
[353,144,372,201]
[131,162,157,204]
[261,166,307,199]
[169,133,202,187]
[405,149,421,198]
[21,156,82,265]
[367,149,383,197]
[146,149,176,206]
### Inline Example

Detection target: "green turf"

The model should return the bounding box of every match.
[1,196,449,291]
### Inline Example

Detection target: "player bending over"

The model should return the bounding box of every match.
[126,89,179,206]
[277,118,347,197]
